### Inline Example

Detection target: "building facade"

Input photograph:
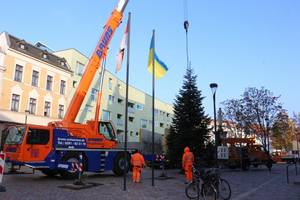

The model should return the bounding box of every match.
[54,48,173,144]
[0,32,73,141]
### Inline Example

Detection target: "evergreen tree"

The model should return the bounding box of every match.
[166,68,211,167]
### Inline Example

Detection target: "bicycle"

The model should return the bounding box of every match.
[204,168,231,200]
[185,165,217,200]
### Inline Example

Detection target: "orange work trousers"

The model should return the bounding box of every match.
[184,164,193,182]
[132,166,142,183]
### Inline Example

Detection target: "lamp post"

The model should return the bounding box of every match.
[25,110,30,124]
[265,116,270,152]
[210,83,218,163]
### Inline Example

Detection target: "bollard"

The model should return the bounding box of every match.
[286,165,289,184]
[0,151,6,192]
[157,154,167,178]
[73,154,84,185]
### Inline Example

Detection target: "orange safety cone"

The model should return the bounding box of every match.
[0,151,6,192]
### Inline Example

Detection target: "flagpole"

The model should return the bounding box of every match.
[151,29,155,187]
[123,12,131,191]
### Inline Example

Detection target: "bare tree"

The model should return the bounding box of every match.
[222,87,283,151]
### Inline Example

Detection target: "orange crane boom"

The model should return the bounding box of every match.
[63,0,128,125]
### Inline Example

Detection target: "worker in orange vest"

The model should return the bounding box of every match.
[130,149,146,183]
[182,146,194,183]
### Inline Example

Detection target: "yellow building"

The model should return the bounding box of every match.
[54,48,173,146]
[0,32,72,134]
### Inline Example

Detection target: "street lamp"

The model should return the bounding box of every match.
[265,116,270,152]
[25,110,30,124]
[210,83,218,163]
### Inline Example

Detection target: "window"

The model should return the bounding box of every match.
[44,101,51,117]
[117,114,123,126]
[58,104,64,119]
[76,62,85,76]
[108,78,113,89]
[117,114,122,119]
[128,102,135,113]
[85,105,93,112]
[5,126,26,145]
[60,80,66,95]
[26,128,49,145]
[117,98,123,104]
[46,75,53,91]
[31,70,39,86]
[136,132,139,136]
[29,98,36,114]
[129,116,134,122]
[128,102,134,108]
[11,94,20,112]
[102,110,110,121]
[136,104,144,110]
[99,122,115,140]
[154,109,159,115]
[42,53,48,59]
[130,131,133,136]
[73,80,77,88]
[60,61,65,67]
[19,43,25,49]
[118,84,122,90]
[108,95,115,103]
[160,123,164,128]
[14,64,23,82]
[140,119,147,128]
[91,88,98,101]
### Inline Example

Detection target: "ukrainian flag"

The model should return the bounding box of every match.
[147,35,168,79]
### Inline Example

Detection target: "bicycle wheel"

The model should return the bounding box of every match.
[217,178,231,200]
[202,183,216,200]
[185,182,200,199]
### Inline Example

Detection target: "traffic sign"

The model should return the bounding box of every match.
[217,146,229,160]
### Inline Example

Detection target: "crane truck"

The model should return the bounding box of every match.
[220,138,273,170]
[3,0,130,179]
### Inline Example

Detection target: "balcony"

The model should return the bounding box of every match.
[117,119,124,126]
[128,107,135,114]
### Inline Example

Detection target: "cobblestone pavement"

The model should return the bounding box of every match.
[0,164,299,200]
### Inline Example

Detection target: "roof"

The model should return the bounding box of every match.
[8,34,72,73]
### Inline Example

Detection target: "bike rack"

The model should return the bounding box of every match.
[286,160,298,184]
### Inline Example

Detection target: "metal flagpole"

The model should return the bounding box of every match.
[151,29,155,187]
[123,12,131,191]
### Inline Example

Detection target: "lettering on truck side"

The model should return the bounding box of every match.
[96,26,113,58]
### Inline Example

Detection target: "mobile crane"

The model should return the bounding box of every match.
[4,0,130,178]
[220,138,272,170]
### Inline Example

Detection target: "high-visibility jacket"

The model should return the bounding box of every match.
[131,152,145,167]
[182,147,194,169]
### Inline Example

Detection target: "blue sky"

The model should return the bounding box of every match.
[1,0,299,118]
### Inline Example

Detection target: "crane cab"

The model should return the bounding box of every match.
[4,124,52,165]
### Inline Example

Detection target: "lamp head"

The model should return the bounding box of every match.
[210,83,218,94]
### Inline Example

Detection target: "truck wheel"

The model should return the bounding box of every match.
[59,152,87,179]
[113,152,130,176]
[41,169,58,177]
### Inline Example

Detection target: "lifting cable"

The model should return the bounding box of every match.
[183,0,190,69]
